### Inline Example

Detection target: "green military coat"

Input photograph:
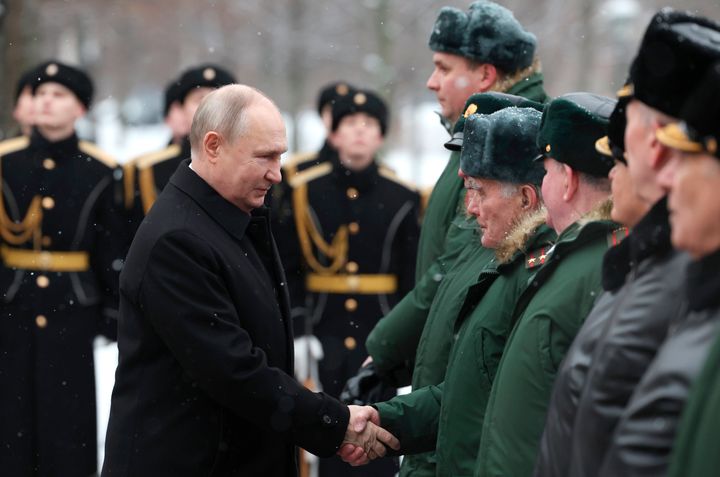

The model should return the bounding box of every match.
[375,216,556,476]
[476,207,618,477]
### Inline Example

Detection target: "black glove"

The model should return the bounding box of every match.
[340,362,397,405]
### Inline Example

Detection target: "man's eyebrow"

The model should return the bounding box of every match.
[255,146,287,156]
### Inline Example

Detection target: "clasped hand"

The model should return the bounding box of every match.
[338,405,400,466]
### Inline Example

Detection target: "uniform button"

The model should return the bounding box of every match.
[348,222,360,235]
[344,337,357,350]
[36,275,50,288]
[43,158,56,170]
[346,261,359,273]
[41,236,52,247]
[35,315,48,328]
[346,187,359,200]
[322,414,333,425]
[345,298,358,312]
[41,197,55,209]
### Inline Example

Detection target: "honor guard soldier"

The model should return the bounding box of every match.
[270,81,356,324]
[123,64,236,218]
[287,89,420,477]
[0,60,126,476]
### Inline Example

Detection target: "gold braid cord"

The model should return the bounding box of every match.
[292,183,349,274]
[138,166,158,215]
[0,159,43,248]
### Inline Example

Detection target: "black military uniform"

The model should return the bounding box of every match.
[287,90,420,477]
[123,64,236,218]
[0,61,125,476]
[269,82,356,323]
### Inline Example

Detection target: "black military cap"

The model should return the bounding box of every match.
[331,89,389,136]
[619,9,720,118]
[174,64,236,104]
[31,60,94,108]
[657,62,720,159]
[461,107,544,186]
[445,92,544,151]
[162,79,182,118]
[15,65,40,104]
[317,81,355,115]
[536,92,617,177]
[429,1,536,74]
[595,93,630,166]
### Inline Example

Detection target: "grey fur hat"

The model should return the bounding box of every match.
[429,1,537,74]
[460,107,544,185]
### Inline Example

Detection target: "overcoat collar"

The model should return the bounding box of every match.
[169,159,256,242]
[687,248,720,312]
[602,197,672,291]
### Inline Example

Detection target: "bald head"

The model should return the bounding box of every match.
[190,84,278,160]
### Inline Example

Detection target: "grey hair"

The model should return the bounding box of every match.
[189,84,274,159]
[500,181,542,201]
[579,171,611,193]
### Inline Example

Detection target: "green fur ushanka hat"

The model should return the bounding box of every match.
[460,107,544,186]
[536,93,616,177]
[445,92,543,151]
[429,0,537,74]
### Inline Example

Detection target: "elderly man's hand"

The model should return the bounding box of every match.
[338,405,400,466]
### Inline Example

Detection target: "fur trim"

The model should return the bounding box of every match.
[495,206,547,264]
[578,198,614,227]
[492,57,541,94]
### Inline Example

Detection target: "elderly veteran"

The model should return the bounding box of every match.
[343,105,554,476]
[365,1,549,400]
[660,61,720,477]
[596,60,720,477]
[475,92,620,477]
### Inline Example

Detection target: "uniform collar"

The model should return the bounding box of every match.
[330,149,379,193]
[687,248,720,311]
[601,197,672,291]
[29,128,80,156]
[169,159,252,241]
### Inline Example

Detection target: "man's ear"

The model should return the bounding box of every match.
[520,184,539,209]
[563,164,579,202]
[203,131,222,163]
[474,63,498,92]
[648,120,673,171]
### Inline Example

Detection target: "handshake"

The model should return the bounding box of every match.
[339,405,400,466]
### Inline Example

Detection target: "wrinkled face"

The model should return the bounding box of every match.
[426,52,483,122]
[165,101,190,139]
[464,176,524,249]
[33,82,85,130]
[608,160,650,227]
[330,112,384,171]
[183,86,215,127]
[665,150,720,258]
[13,85,35,129]
[625,100,660,203]
[214,100,286,212]
[540,158,567,231]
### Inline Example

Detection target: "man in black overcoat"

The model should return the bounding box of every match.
[102,84,399,477]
